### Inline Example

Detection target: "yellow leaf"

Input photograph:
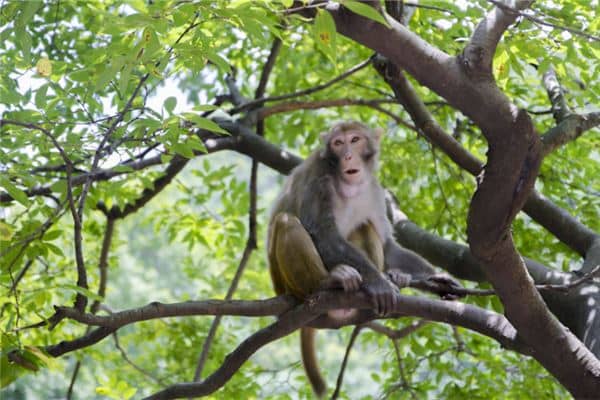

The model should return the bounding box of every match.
[0,221,14,241]
[36,57,52,77]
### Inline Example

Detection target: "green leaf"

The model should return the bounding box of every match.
[193,104,218,112]
[44,243,64,256]
[119,63,133,94]
[164,96,177,115]
[42,230,62,241]
[186,135,207,153]
[183,113,229,135]
[204,49,231,73]
[342,0,390,28]
[59,284,103,301]
[95,66,115,92]
[34,83,49,109]
[313,9,337,64]
[112,165,135,173]
[170,143,195,159]
[0,221,14,241]
[0,176,30,207]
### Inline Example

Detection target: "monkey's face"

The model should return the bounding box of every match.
[329,130,371,185]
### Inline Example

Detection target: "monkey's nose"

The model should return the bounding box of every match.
[344,153,352,160]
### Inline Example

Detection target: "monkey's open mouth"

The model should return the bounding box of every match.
[345,169,359,175]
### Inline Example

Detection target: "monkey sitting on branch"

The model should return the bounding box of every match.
[267,120,462,398]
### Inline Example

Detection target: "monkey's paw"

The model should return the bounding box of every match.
[427,273,464,300]
[386,269,411,289]
[330,264,363,292]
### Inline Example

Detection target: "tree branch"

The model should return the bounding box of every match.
[486,0,600,42]
[463,0,534,77]
[372,56,600,259]
[257,98,406,120]
[143,302,321,400]
[542,67,572,123]
[191,237,256,382]
[97,155,189,220]
[364,319,428,340]
[331,325,362,400]
[541,111,600,156]
[229,56,374,115]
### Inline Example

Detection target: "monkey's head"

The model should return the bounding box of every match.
[321,121,383,185]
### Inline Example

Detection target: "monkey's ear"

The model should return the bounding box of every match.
[319,131,330,158]
[373,127,385,143]
[319,131,330,143]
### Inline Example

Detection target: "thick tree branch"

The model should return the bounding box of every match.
[46,326,116,357]
[373,57,600,259]
[46,291,525,399]
[373,59,482,175]
[463,0,534,77]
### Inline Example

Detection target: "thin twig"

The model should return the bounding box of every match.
[331,325,363,400]
[487,0,600,42]
[66,360,81,400]
[363,319,428,340]
[229,56,375,115]
[113,331,169,386]
[537,265,600,292]
[191,241,256,381]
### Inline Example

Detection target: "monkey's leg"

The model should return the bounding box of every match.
[347,222,385,271]
[269,212,327,398]
[270,212,328,298]
[267,222,287,296]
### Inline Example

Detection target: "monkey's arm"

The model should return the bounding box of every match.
[300,176,399,315]
[384,238,464,299]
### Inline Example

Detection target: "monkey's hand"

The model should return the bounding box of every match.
[426,273,464,300]
[386,269,411,289]
[330,264,363,292]
[363,276,399,316]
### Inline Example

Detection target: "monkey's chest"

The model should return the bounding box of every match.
[333,194,376,239]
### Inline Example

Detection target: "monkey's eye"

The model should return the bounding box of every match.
[333,139,344,146]
[350,136,360,143]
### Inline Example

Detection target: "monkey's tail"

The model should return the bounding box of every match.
[301,327,326,398]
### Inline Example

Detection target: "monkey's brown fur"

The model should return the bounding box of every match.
[267,121,461,397]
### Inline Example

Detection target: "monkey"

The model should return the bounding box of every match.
[267,121,461,397]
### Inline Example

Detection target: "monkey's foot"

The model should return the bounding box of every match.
[330,264,362,292]
[386,269,411,289]
[427,273,464,300]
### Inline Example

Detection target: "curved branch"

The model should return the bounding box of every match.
[143,303,321,400]
[463,0,534,76]
[97,155,189,219]
[541,111,600,156]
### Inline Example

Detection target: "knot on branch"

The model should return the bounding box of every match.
[458,46,493,80]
